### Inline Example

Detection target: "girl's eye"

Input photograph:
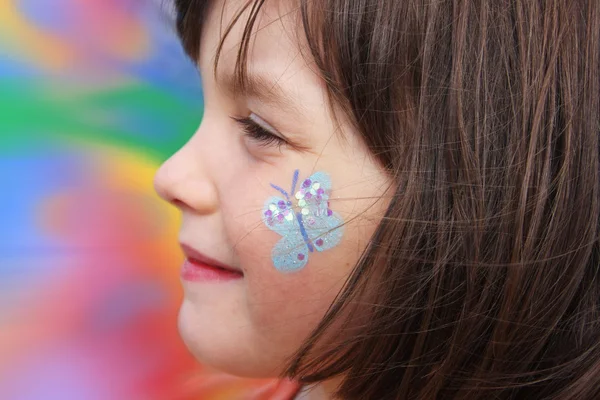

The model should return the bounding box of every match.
[231,114,287,149]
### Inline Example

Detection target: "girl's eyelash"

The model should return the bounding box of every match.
[231,116,287,148]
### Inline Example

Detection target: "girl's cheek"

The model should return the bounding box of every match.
[223,161,388,332]
[225,191,340,323]
[228,202,361,330]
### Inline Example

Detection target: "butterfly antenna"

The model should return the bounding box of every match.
[270,184,289,200]
[290,169,299,195]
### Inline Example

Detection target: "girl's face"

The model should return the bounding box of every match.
[154,0,390,377]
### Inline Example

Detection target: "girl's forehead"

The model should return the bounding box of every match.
[200,0,324,116]
[201,0,307,71]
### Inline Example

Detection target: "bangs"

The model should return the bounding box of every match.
[174,0,209,62]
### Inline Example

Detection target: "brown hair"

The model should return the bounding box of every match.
[174,0,600,398]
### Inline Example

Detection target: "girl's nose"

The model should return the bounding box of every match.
[153,145,219,214]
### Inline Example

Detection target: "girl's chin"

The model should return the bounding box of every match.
[177,301,284,378]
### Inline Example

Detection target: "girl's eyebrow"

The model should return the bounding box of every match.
[217,69,310,119]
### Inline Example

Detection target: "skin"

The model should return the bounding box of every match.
[153,0,391,392]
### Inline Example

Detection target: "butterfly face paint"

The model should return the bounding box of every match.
[262,170,344,272]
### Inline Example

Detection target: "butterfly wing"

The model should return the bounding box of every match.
[272,230,310,272]
[294,172,344,252]
[304,211,344,252]
[263,196,310,272]
[263,196,296,236]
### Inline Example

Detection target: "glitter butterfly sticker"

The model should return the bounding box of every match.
[262,170,344,272]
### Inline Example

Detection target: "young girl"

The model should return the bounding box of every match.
[154,0,600,398]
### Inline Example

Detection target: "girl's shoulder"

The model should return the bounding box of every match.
[182,368,301,400]
[234,377,301,400]
[264,378,303,400]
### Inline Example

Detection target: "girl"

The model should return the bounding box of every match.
[154,0,600,399]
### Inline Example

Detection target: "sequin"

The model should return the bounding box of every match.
[277,214,284,222]
[269,204,277,211]
[298,199,307,207]
[297,253,305,261]
[304,192,312,200]
[312,182,321,190]
[327,209,333,216]
[285,213,294,221]
[315,238,324,246]
[264,210,273,218]
[301,208,309,215]
[278,200,286,209]
[295,191,304,200]
[317,188,325,195]
[303,179,311,188]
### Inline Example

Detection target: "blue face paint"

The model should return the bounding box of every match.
[262,170,344,272]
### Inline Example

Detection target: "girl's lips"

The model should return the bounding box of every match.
[181,258,243,282]
[179,243,243,282]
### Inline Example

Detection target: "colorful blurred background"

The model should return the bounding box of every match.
[0,1,277,399]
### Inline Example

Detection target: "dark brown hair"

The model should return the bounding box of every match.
[174,0,600,398]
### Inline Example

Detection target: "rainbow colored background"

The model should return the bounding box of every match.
[0,1,278,398]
